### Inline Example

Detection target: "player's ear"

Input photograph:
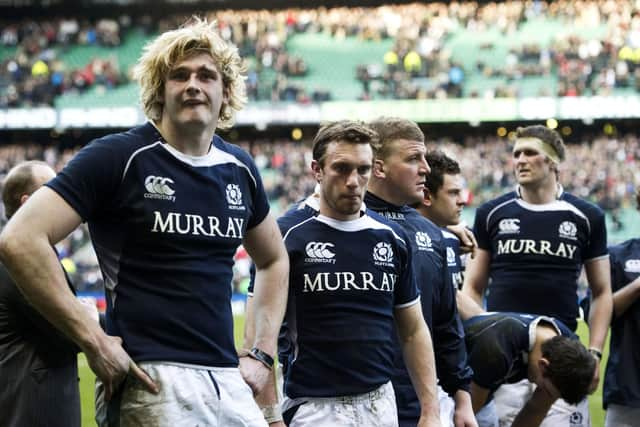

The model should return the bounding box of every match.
[538,357,550,377]
[311,160,323,182]
[422,189,433,206]
[373,158,386,178]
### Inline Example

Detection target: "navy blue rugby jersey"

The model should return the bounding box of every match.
[364,192,472,421]
[280,210,419,398]
[464,312,575,391]
[47,123,270,367]
[604,238,640,409]
[473,187,608,331]
[442,228,464,291]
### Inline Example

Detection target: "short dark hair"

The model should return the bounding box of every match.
[312,120,378,167]
[368,117,424,160]
[515,125,566,161]
[2,161,50,219]
[425,150,461,195]
[541,336,595,404]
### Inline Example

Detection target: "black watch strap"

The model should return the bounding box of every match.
[588,348,602,360]
[249,347,274,370]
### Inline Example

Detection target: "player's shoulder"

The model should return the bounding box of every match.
[608,238,640,259]
[88,122,161,154]
[559,191,605,219]
[366,208,410,240]
[212,134,256,167]
[476,191,518,215]
[440,227,459,242]
[277,206,317,238]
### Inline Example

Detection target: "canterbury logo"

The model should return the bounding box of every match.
[145,176,175,196]
[498,218,520,233]
[625,259,640,273]
[305,242,335,259]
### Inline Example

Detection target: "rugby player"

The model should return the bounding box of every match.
[0,18,288,426]
[462,125,612,426]
[366,117,476,427]
[603,188,640,427]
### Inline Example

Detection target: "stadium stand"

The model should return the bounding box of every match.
[3,1,640,107]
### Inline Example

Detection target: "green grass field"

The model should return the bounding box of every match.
[78,317,608,426]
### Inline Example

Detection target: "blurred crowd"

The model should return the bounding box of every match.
[0,130,638,293]
[4,0,640,107]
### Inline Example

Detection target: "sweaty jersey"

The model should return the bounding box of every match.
[604,238,640,409]
[473,187,608,331]
[464,312,574,391]
[279,207,419,398]
[47,122,270,367]
[364,192,472,422]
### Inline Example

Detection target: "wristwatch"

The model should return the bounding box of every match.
[588,347,602,360]
[248,347,275,370]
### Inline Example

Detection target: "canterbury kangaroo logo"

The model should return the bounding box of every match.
[145,176,175,196]
[305,242,335,259]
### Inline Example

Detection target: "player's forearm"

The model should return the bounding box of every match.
[456,291,485,321]
[461,283,484,307]
[242,295,257,350]
[251,257,289,356]
[511,387,554,427]
[0,229,103,353]
[453,389,475,420]
[461,249,491,306]
[612,277,640,317]
[588,290,612,351]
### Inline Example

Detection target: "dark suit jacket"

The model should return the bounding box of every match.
[0,262,81,427]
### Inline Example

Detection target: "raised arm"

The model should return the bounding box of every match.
[461,248,491,307]
[0,187,157,400]
[394,302,441,427]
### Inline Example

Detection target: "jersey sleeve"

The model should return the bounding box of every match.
[433,243,473,394]
[46,136,130,221]
[608,245,625,293]
[472,203,491,251]
[394,228,420,307]
[584,207,608,262]
[231,145,270,230]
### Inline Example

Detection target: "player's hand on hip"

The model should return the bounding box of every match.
[239,355,271,395]
[86,334,158,401]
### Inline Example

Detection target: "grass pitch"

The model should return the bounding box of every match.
[78,316,607,426]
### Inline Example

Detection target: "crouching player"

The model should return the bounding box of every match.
[457,293,595,427]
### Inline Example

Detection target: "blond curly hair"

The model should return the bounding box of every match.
[132,17,247,130]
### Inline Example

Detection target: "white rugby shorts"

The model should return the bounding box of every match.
[95,362,267,427]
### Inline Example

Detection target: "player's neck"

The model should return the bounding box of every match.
[519,178,558,205]
[528,323,558,381]
[154,119,216,157]
[367,180,405,207]
[318,198,361,222]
